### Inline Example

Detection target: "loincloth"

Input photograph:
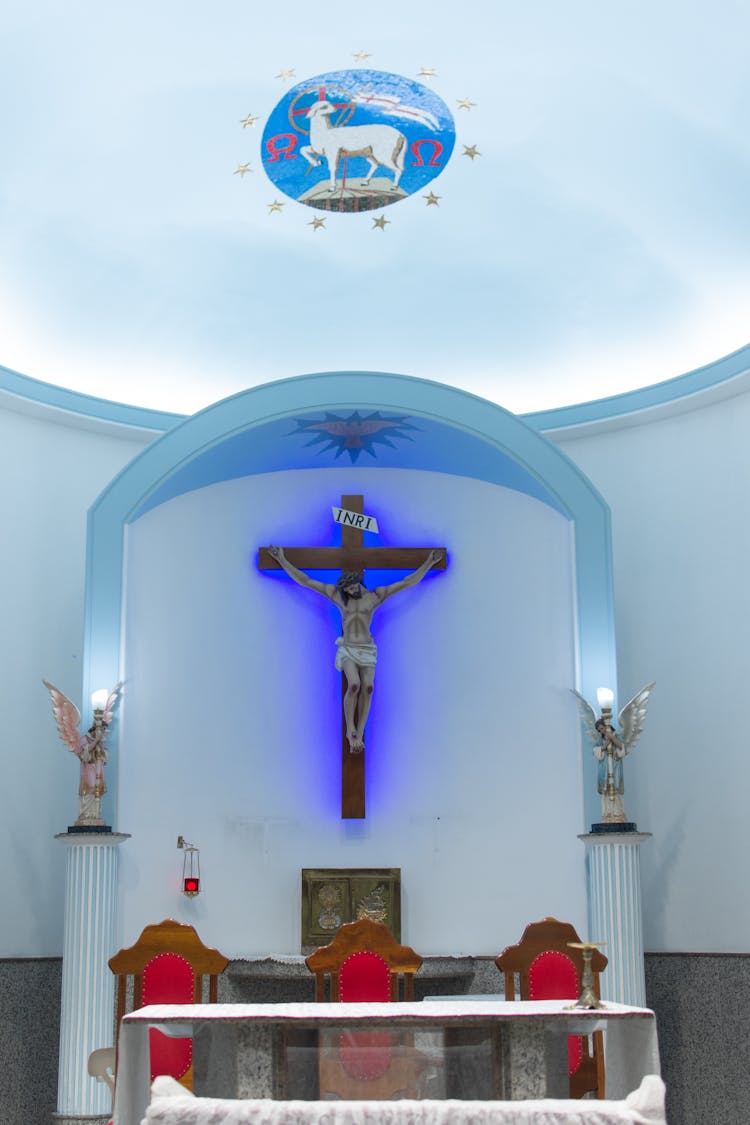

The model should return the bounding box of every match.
[335,637,377,671]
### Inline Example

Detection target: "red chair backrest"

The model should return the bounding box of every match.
[142,952,194,1082]
[528,949,578,1001]
[528,950,583,1077]
[338,950,392,1002]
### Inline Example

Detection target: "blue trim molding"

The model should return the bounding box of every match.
[0,362,182,431]
[4,342,750,437]
[523,342,750,431]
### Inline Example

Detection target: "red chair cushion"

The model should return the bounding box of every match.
[338,951,392,1002]
[528,950,584,1077]
[142,952,194,1081]
[337,951,393,1080]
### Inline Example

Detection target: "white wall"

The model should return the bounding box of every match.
[555,389,750,952]
[8,377,749,959]
[119,467,585,956]
[0,398,151,956]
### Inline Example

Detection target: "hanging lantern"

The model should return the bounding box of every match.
[177,836,201,897]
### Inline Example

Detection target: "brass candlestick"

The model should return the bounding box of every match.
[565,942,607,1010]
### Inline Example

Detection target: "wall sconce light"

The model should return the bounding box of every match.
[177,836,200,897]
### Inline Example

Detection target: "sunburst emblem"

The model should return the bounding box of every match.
[290,410,418,462]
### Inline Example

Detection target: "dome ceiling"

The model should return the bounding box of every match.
[2,0,749,415]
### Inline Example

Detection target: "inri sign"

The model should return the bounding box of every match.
[332,506,379,534]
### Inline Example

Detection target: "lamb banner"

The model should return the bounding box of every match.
[261,69,456,212]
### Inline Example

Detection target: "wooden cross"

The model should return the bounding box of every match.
[258,494,446,819]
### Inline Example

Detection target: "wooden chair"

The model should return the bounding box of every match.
[495,916,608,1099]
[305,918,425,1099]
[108,918,229,1092]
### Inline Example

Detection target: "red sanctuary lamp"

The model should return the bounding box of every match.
[177,836,201,897]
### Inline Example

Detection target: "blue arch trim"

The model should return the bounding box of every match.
[0,362,183,431]
[85,371,616,828]
[3,342,750,436]
[129,408,565,519]
[4,343,750,436]
[523,342,750,431]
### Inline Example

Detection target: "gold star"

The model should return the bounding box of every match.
[240,113,259,129]
[417,67,437,80]
[234,162,252,177]
[462,145,480,160]
[423,192,440,206]
[267,200,285,213]
[276,69,296,82]
[308,215,326,231]
[372,214,390,230]
[457,98,476,111]
[353,50,371,63]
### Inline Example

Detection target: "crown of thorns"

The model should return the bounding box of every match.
[337,571,365,589]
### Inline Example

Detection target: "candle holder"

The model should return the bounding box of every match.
[565,941,607,1009]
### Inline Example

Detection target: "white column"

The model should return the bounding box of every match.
[55,831,129,1122]
[580,832,651,1007]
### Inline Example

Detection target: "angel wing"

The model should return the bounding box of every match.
[618,682,655,754]
[42,680,82,754]
[571,689,599,745]
[102,682,124,727]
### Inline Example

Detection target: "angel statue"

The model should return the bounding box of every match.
[43,680,123,828]
[573,683,655,824]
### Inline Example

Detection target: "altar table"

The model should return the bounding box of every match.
[112,1000,660,1125]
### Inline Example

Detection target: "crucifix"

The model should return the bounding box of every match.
[258,495,446,818]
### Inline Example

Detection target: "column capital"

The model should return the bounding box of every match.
[55,831,131,846]
[578,831,652,846]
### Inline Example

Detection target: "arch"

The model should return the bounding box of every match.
[84,370,615,827]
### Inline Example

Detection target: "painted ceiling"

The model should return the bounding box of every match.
[2,0,749,416]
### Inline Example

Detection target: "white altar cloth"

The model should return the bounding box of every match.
[144,1075,667,1125]
[112,1000,660,1125]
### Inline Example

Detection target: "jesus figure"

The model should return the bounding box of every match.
[267,545,443,753]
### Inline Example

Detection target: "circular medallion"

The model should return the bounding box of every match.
[262,69,455,212]
[317,882,343,929]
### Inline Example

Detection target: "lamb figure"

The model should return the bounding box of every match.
[300,100,406,193]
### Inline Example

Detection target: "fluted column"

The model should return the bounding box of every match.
[54,831,129,1125]
[580,831,651,1007]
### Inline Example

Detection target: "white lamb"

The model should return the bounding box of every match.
[301,100,406,193]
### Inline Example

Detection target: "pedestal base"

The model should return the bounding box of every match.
[580,830,651,1006]
[52,1114,111,1125]
[590,821,637,834]
[55,831,129,1119]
